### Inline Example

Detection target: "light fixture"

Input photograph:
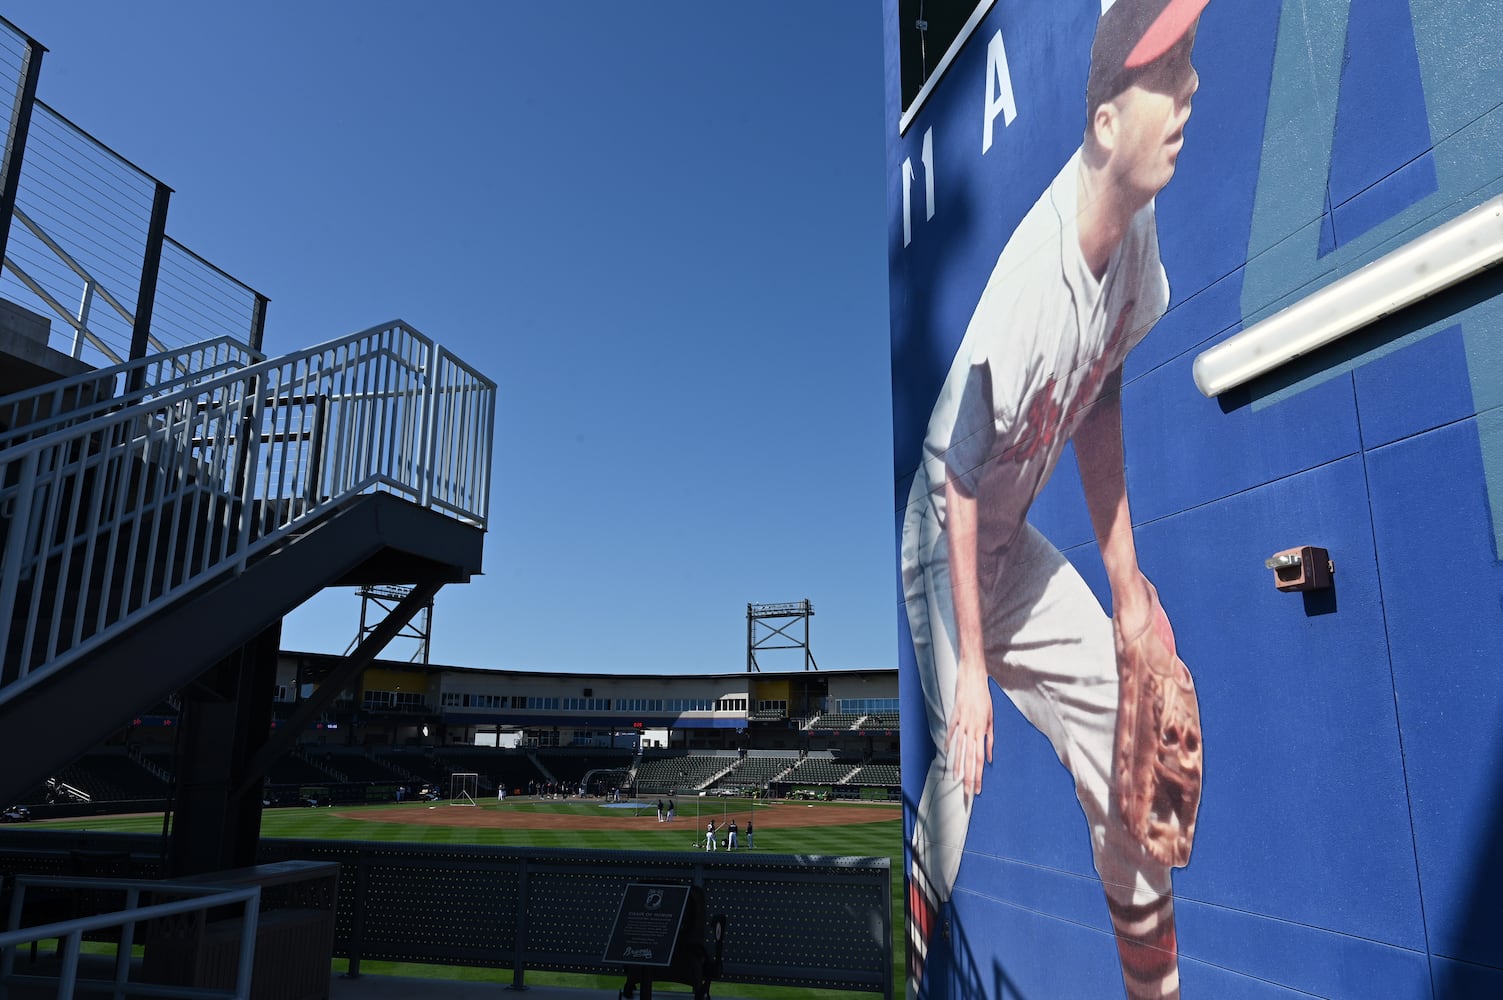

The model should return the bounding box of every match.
[1265,546,1334,592]
[1193,194,1503,397]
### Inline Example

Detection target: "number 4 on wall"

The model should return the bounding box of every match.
[902,127,934,247]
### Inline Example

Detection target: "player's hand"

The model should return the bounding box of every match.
[945,658,994,798]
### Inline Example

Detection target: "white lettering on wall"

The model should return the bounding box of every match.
[982,29,1017,154]
[902,127,935,247]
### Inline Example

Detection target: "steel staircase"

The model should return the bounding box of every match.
[0,320,494,806]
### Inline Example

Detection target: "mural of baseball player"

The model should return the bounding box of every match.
[901,2,1207,998]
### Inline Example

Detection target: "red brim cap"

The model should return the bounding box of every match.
[1123,0,1211,68]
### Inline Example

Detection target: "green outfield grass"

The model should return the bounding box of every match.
[35,799,905,998]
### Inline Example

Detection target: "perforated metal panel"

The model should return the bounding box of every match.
[258,840,522,968]
[522,865,647,970]
[705,859,890,992]
[0,832,892,997]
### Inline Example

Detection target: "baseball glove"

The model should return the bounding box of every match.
[1112,602,1203,868]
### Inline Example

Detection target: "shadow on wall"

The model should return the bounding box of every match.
[1437,754,1503,995]
[890,168,980,489]
[942,892,1033,999]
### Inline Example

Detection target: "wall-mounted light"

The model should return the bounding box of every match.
[1193,195,1503,397]
[1265,546,1334,592]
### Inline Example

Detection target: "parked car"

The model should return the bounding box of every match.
[1,805,31,823]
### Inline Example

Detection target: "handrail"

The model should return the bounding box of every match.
[0,875,261,999]
[0,320,494,705]
[0,335,262,449]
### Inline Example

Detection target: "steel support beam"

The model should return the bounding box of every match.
[0,27,42,270]
[124,180,170,391]
[238,578,444,795]
[169,621,280,876]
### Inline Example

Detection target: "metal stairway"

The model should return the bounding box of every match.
[0,320,494,807]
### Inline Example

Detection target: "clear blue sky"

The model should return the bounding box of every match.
[4,2,896,674]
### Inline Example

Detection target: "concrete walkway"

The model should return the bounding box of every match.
[3,954,719,1000]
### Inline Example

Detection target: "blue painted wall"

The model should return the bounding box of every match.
[886,1,1503,996]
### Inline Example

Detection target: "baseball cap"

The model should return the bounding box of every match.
[1087,0,1210,112]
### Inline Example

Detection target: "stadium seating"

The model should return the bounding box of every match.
[634,754,735,793]
[711,753,797,790]
[17,752,169,803]
[373,750,446,786]
[533,750,633,786]
[847,762,901,786]
[805,713,866,731]
[265,756,341,787]
[788,758,860,784]
[418,748,551,795]
[316,751,410,784]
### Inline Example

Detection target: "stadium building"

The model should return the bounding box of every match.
[272,655,900,755]
[52,654,900,810]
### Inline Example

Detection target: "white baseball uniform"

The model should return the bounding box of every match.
[901,148,1174,945]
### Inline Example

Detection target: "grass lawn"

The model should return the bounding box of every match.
[35,798,905,998]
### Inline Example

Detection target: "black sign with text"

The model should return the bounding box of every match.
[602,883,691,967]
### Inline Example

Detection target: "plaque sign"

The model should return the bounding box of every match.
[603,883,691,967]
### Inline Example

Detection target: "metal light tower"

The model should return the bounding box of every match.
[746,600,817,672]
[348,585,434,664]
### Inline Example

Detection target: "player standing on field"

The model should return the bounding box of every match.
[901,2,1208,997]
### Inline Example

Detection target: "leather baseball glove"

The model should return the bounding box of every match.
[1112,598,1203,868]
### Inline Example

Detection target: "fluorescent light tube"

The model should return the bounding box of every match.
[1193,194,1503,397]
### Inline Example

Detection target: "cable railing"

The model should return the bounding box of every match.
[152,237,265,352]
[0,102,154,365]
[0,875,261,1000]
[0,335,263,449]
[0,22,28,129]
[0,320,494,704]
[0,93,267,368]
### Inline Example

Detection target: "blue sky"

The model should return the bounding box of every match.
[3,3,896,674]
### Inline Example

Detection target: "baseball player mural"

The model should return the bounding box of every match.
[899,1,1206,997]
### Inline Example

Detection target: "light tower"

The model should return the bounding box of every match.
[348,584,434,664]
[746,599,817,672]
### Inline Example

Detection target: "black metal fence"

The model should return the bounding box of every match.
[0,830,893,998]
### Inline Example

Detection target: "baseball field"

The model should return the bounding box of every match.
[33,795,905,997]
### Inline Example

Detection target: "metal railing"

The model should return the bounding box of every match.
[0,13,269,368]
[1,102,158,366]
[0,336,263,449]
[0,320,494,703]
[0,99,268,367]
[0,874,261,1000]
